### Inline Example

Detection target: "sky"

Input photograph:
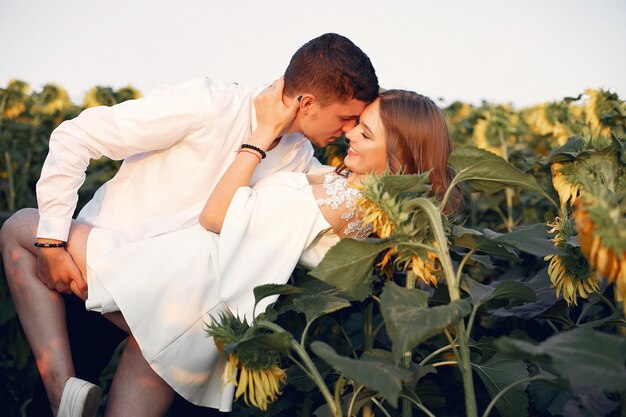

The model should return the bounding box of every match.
[1,0,625,108]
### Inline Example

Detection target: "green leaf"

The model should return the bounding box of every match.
[451,225,519,259]
[546,136,587,163]
[376,172,432,196]
[310,341,413,407]
[465,278,537,307]
[490,268,559,319]
[253,284,305,309]
[380,282,472,361]
[286,359,332,392]
[464,277,494,305]
[309,238,395,295]
[226,331,293,360]
[292,294,351,324]
[448,146,546,194]
[497,327,626,392]
[488,281,536,306]
[469,253,497,270]
[482,223,557,257]
[473,353,530,417]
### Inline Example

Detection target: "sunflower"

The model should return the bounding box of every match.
[545,213,600,304]
[358,196,396,238]
[231,362,286,410]
[206,313,288,411]
[575,192,626,309]
[410,250,440,287]
[544,253,600,305]
[551,162,579,208]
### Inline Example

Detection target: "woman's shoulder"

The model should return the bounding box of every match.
[252,171,311,191]
[311,171,373,239]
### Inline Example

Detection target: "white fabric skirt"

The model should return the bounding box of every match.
[85,225,236,411]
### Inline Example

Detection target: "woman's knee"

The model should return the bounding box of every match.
[0,208,38,252]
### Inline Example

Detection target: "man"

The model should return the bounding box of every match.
[0,33,378,416]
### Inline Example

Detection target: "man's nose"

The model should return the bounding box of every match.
[341,119,358,132]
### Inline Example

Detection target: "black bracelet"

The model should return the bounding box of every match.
[240,144,266,159]
[34,242,67,248]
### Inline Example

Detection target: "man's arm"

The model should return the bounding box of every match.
[37,79,214,241]
[35,78,217,293]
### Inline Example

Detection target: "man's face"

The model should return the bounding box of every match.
[299,98,367,148]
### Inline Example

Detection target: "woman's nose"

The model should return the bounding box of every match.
[345,125,358,141]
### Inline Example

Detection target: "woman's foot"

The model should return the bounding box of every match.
[55,377,101,417]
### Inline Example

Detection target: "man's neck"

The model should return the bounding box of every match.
[283,95,301,134]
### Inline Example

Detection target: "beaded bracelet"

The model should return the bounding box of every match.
[240,144,266,159]
[237,149,262,163]
[34,242,67,248]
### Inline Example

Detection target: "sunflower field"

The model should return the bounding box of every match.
[0,80,625,417]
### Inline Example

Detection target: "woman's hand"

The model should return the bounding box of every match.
[252,77,299,146]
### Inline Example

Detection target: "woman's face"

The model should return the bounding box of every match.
[344,98,388,176]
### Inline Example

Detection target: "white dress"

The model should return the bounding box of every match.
[83,171,368,411]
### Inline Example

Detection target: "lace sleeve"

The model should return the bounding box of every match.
[314,173,373,239]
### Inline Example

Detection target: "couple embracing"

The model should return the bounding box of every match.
[0,33,455,416]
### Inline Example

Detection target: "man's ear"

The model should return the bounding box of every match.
[298,94,314,115]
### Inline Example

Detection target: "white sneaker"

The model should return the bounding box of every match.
[56,377,101,417]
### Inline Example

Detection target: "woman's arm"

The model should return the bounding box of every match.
[200,78,299,233]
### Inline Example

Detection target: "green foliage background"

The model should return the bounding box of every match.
[1,80,624,416]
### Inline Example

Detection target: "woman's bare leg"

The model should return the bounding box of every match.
[1,208,175,416]
[66,221,176,415]
[0,208,92,410]
[103,336,175,417]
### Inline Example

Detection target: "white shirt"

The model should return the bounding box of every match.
[36,77,317,242]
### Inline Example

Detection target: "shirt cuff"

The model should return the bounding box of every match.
[37,215,72,242]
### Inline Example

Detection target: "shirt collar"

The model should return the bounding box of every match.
[249,86,266,134]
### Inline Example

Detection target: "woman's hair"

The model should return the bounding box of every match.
[377,90,460,213]
[284,33,379,105]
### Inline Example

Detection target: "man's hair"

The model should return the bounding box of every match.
[284,33,378,105]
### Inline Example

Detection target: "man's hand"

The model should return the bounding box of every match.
[36,245,86,298]
[253,77,300,142]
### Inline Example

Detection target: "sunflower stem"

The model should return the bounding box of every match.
[418,343,459,367]
[412,197,478,417]
[455,249,477,288]
[431,360,458,368]
[402,271,417,417]
[500,131,515,233]
[370,398,393,417]
[300,320,313,347]
[347,384,365,417]
[465,304,480,339]
[443,329,461,363]
[362,301,374,417]
[597,293,617,314]
[398,394,437,417]
[256,321,341,417]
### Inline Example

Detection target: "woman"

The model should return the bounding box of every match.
[0,85,454,417]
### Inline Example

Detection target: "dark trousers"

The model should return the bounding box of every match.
[27,294,229,417]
